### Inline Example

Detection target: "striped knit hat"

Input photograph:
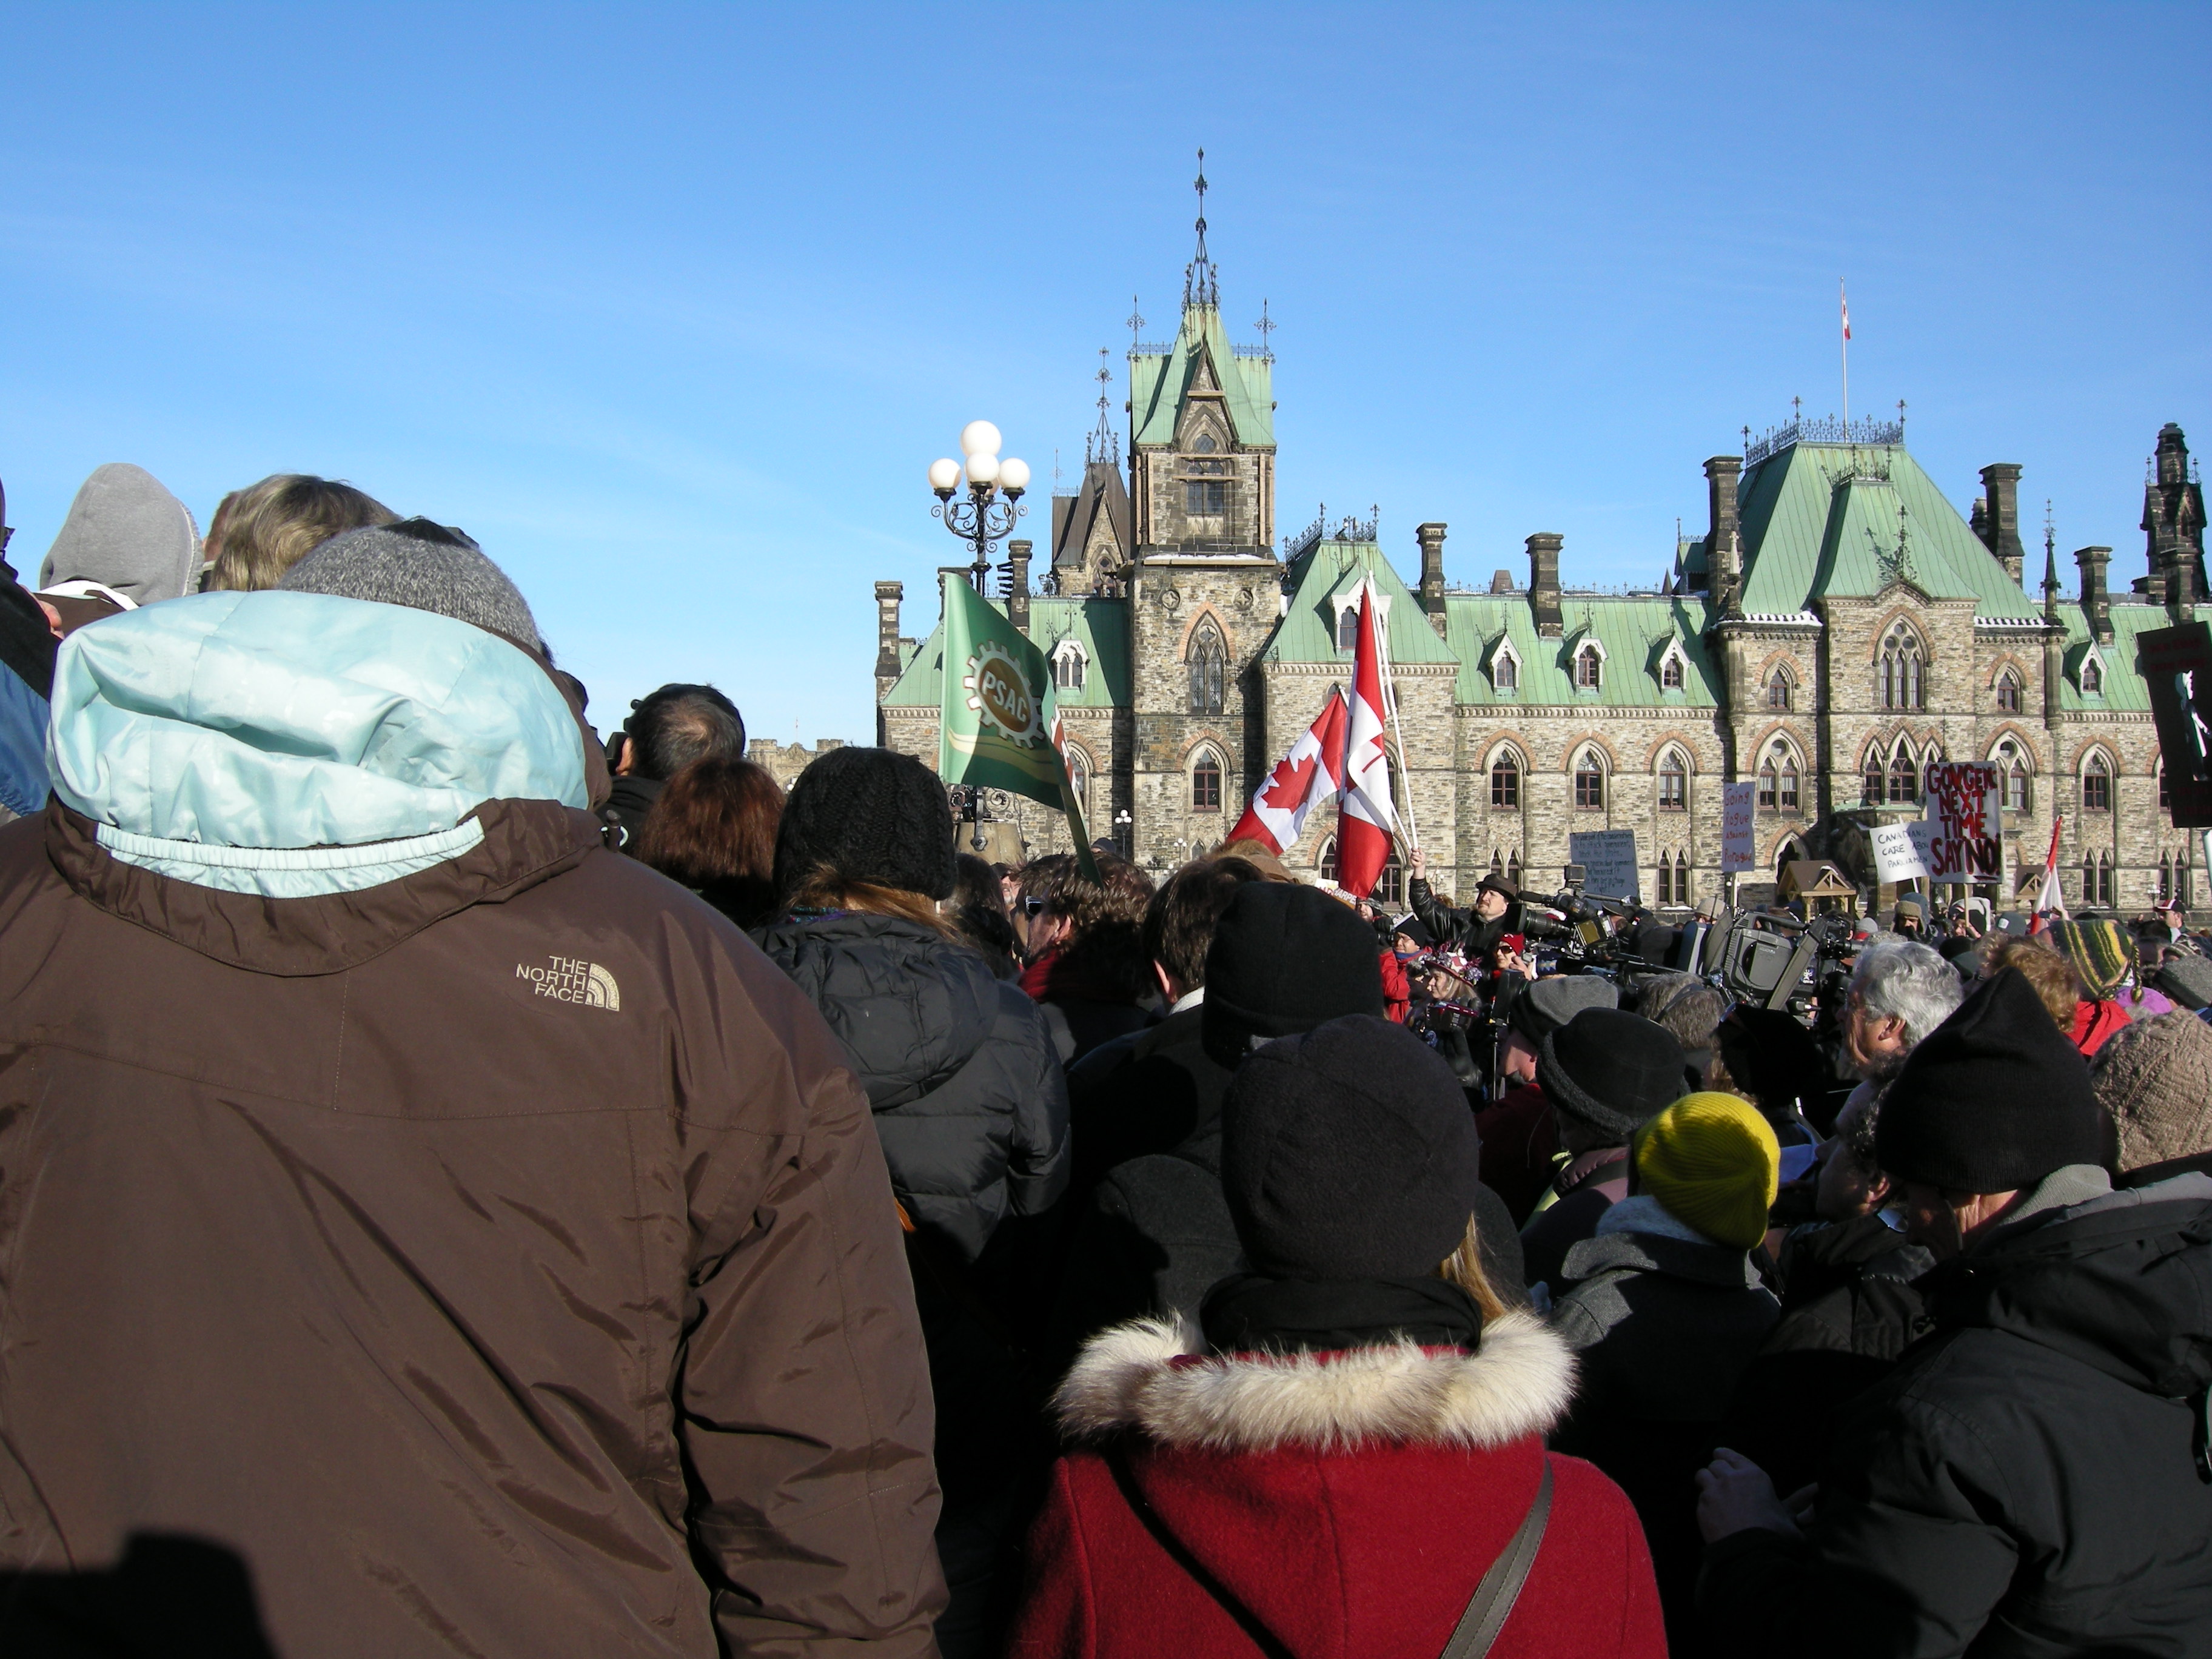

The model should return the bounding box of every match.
[1632,1093,1781,1250]
[2049,919,2132,1001]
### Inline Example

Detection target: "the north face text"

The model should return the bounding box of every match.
[515,956,622,1011]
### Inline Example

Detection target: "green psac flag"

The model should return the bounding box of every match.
[939,573,1099,882]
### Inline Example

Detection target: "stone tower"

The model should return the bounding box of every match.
[1121,152,1281,863]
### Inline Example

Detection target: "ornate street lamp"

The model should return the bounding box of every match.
[930,420,1031,592]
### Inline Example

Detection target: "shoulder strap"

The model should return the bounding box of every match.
[1440,1456,1554,1659]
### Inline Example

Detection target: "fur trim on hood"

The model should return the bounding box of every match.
[1053,1311,1576,1453]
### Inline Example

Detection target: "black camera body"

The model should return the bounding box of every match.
[1717,910,1855,1011]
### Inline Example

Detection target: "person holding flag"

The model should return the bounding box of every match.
[2029,816,2068,937]
[1225,686,1346,857]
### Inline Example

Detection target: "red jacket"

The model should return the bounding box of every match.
[1381,950,1412,1024]
[1007,1313,1666,1659]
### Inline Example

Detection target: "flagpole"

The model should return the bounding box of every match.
[1374,577,1421,862]
[1840,278,1849,431]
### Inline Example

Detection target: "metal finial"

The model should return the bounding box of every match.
[1254,297,1275,359]
[1792,395,1803,423]
[1897,398,1907,433]
[1087,348,1119,467]
[1183,148,1218,310]
[1127,296,1145,349]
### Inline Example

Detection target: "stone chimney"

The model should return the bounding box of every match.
[1415,521,1448,634]
[2076,546,2113,644]
[1527,532,1564,637]
[1977,464,2026,585]
[1704,456,1742,611]
[873,581,905,691]
[1007,540,1032,635]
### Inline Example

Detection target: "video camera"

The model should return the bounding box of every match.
[1715,908,1857,1011]
[1518,866,1658,979]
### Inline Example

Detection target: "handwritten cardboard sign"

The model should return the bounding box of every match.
[1871,820,1931,883]
[1720,781,1757,874]
[1920,762,2003,882]
[1568,829,1640,903]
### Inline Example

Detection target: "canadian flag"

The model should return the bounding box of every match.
[1335,581,1399,898]
[2028,815,2067,935]
[1227,688,1347,856]
[1841,280,1851,343]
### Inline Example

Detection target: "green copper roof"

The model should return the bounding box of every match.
[880,595,1129,711]
[1733,442,2040,620]
[1262,538,1460,666]
[1130,304,1275,450]
[2046,600,2162,714]
[1441,593,1720,708]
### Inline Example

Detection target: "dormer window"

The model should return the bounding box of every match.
[1575,643,1604,690]
[1490,638,1521,692]
[1051,640,1087,691]
[1657,642,1687,691]
[1337,607,1359,652]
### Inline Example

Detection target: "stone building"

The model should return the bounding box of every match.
[871,221,2206,915]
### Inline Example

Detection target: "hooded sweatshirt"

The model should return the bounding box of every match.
[37,461,201,607]
[0,591,944,1658]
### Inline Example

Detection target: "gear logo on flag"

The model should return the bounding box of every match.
[962,645,1044,745]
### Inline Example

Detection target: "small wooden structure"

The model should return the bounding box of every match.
[1778,859,1860,912]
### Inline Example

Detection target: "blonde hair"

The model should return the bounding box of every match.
[204,474,397,592]
[1437,1212,1509,1322]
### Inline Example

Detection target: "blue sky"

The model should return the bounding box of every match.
[2,3,2204,747]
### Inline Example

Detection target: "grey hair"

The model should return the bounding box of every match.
[1851,939,1964,1049]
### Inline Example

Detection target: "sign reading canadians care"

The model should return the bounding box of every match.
[1920,762,2003,881]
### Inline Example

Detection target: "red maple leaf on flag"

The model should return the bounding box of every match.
[1259,752,1319,812]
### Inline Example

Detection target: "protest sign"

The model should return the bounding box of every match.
[1720,781,1756,874]
[1871,820,1931,884]
[1920,762,2003,882]
[1568,828,1640,902]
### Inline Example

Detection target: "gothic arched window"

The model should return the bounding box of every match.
[1660,651,1684,691]
[1759,755,1778,810]
[1492,646,1519,693]
[1575,644,1604,690]
[2083,753,2112,813]
[1491,752,1520,809]
[1188,622,1227,714]
[1996,669,2022,713]
[2082,658,2105,697]
[1997,740,2030,813]
[1574,751,1606,810]
[1766,670,1791,711]
[1377,853,1403,907]
[1862,748,1884,806]
[1658,750,1687,811]
[1065,748,1090,816]
[1888,746,1919,803]
[1191,748,1222,812]
[1052,642,1086,691]
[1506,851,1523,890]
[1879,623,1926,711]
[1319,836,1338,885]
[1336,606,1360,652]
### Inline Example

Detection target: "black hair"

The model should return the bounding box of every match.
[622,683,746,782]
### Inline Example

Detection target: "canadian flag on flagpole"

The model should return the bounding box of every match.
[1226,688,1347,856]
[1841,281,1851,343]
[2029,815,2068,936]
[1335,580,1399,899]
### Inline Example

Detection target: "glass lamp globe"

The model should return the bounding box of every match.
[998,457,1031,492]
[959,420,1002,459]
[928,458,961,493]
[965,452,1000,486]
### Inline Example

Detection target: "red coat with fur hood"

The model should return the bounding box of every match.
[1007,1310,1664,1659]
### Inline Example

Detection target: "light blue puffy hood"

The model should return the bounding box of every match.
[48,590,588,897]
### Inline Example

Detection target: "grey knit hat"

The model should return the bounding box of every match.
[2090,1010,2212,1175]
[278,518,540,649]
[39,462,201,606]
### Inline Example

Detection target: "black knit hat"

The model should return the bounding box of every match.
[771,746,956,902]
[1877,967,2103,1193]
[1506,974,1618,1045]
[1715,1005,1831,1118]
[1221,1015,1483,1280]
[1202,884,1385,1066]
[1538,1007,1691,1144]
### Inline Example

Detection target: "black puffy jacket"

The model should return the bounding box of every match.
[1703,1171,2212,1658]
[754,910,1070,1262]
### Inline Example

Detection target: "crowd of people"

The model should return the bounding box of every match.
[0,463,2208,1658]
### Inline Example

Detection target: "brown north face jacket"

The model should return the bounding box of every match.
[0,798,946,1657]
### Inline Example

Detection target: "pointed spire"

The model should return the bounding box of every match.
[1182,148,1218,312]
[2042,499,2061,620]
[1087,348,1119,467]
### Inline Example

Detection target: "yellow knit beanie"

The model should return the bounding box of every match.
[1632,1093,1781,1250]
